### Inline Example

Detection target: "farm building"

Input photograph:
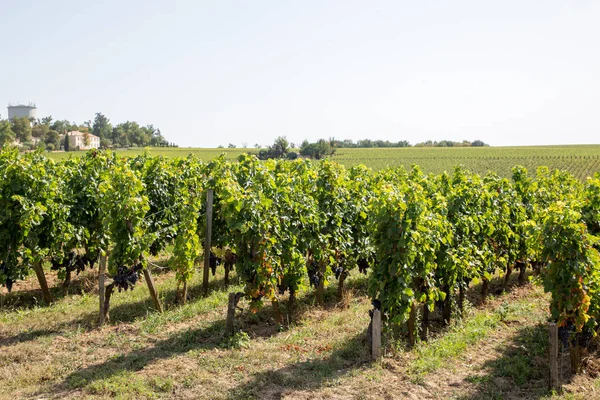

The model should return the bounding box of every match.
[66,131,100,150]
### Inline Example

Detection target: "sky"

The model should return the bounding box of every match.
[1,0,599,147]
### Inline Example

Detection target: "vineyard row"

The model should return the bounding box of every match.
[0,148,599,354]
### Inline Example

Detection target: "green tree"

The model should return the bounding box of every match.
[50,120,77,134]
[257,136,291,159]
[299,139,335,159]
[45,130,61,150]
[32,123,50,142]
[0,119,15,147]
[92,113,113,142]
[11,117,32,143]
[271,136,289,157]
[111,125,127,147]
[112,121,149,147]
[143,125,166,146]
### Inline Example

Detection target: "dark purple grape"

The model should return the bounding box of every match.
[209,252,220,276]
[358,258,370,274]
[114,264,142,292]
[558,324,574,350]
[579,327,593,348]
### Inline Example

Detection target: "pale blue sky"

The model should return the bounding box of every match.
[1,0,599,147]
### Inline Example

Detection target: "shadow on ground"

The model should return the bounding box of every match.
[227,331,371,399]
[39,295,370,398]
[0,273,97,310]
[0,270,235,348]
[41,318,226,397]
[458,322,551,400]
[0,263,231,312]
[0,328,62,348]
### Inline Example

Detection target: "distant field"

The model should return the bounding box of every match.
[47,145,600,180]
[331,145,600,180]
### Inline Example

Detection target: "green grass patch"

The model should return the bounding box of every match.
[408,294,546,381]
[408,310,501,380]
[82,370,156,398]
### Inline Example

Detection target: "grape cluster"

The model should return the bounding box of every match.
[1,262,13,292]
[50,251,97,275]
[309,273,320,288]
[579,326,594,347]
[372,298,381,310]
[558,323,574,350]
[332,265,345,280]
[307,260,321,288]
[113,264,143,292]
[209,252,221,276]
[5,278,13,292]
[149,241,162,257]
[51,251,74,272]
[224,250,237,272]
[358,258,370,275]
[557,323,594,350]
[73,254,87,274]
[277,283,287,295]
[81,253,97,271]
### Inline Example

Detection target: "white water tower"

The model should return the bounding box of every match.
[7,103,37,120]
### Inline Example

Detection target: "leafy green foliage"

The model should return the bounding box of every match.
[0,148,72,289]
[368,176,449,326]
[541,201,600,330]
[98,162,150,276]
[2,148,599,341]
[583,173,600,237]
[169,156,205,285]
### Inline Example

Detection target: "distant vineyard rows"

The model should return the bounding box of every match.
[47,145,600,181]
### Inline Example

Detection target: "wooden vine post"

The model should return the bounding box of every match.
[481,278,489,303]
[337,271,347,301]
[98,254,107,325]
[571,340,582,375]
[32,260,52,304]
[143,268,163,313]
[517,260,527,285]
[272,298,284,325]
[225,292,236,336]
[372,309,382,360]
[202,189,214,297]
[548,322,561,392]
[503,265,513,292]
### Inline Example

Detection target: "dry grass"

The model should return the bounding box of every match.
[1,267,599,400]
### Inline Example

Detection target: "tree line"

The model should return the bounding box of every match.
[0,112,175,151]
[250,136,489,161]
[225,138,488,151]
